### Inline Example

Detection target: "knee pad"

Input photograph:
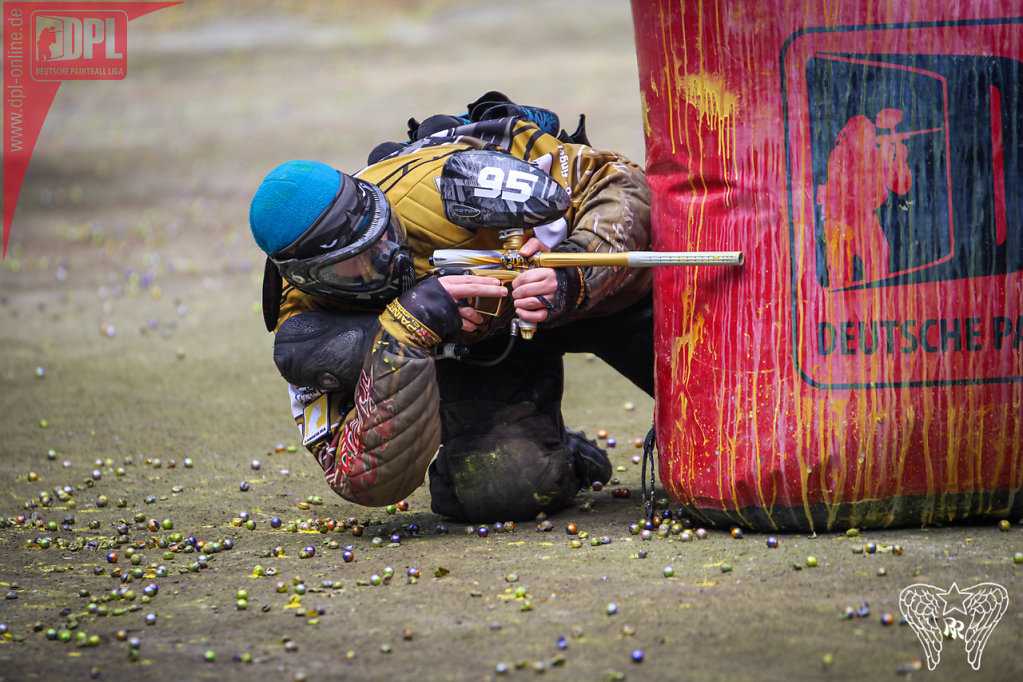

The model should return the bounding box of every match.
[429,434,578,523]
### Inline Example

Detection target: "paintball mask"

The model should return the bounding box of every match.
[250,160,415,307]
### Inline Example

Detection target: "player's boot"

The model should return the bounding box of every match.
[565,429,611,489]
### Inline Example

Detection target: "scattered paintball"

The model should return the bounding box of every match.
[1,3,1017,682]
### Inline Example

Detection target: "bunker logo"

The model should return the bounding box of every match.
[2,2,178,258]
[781,18,1023,388]
[806,53,1021,291]
[899,582,1009,671]
[30,10,127,80]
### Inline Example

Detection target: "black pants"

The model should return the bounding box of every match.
[428,295,653,521]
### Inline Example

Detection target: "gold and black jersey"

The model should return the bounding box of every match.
[278,118,651,331]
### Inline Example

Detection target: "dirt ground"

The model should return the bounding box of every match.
[1,2,1020,681]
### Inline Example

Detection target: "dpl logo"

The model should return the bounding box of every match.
[36,15,123,61]
[782,18,1023,388]
[805,51,1022,290]
[30,11,127,80]
[3,2,177,257]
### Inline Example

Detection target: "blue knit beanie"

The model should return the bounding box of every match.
[250,160,341,256]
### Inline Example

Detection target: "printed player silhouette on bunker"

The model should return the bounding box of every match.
[817,108,914,287]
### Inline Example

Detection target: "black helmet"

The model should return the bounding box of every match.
[250,160,414,305]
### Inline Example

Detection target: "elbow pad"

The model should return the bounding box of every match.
[273,312,379,392]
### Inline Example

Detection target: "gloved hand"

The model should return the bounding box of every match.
[379,275,505,349]
[510,238,584,327]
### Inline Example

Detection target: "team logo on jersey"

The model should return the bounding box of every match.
[302,393,330,446]
[782,18,1023,388]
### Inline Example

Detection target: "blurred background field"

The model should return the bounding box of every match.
[0,2,1019,681]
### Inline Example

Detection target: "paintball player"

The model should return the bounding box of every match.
[249,93,654,522]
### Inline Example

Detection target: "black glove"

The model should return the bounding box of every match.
[379,276,463,349]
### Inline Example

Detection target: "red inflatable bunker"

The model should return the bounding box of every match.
[631,0,1023,530]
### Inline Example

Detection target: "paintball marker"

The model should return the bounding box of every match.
[873,109,942,146]
[431,148,743,338]
[430,228,743,339]
[875,126,941,146]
